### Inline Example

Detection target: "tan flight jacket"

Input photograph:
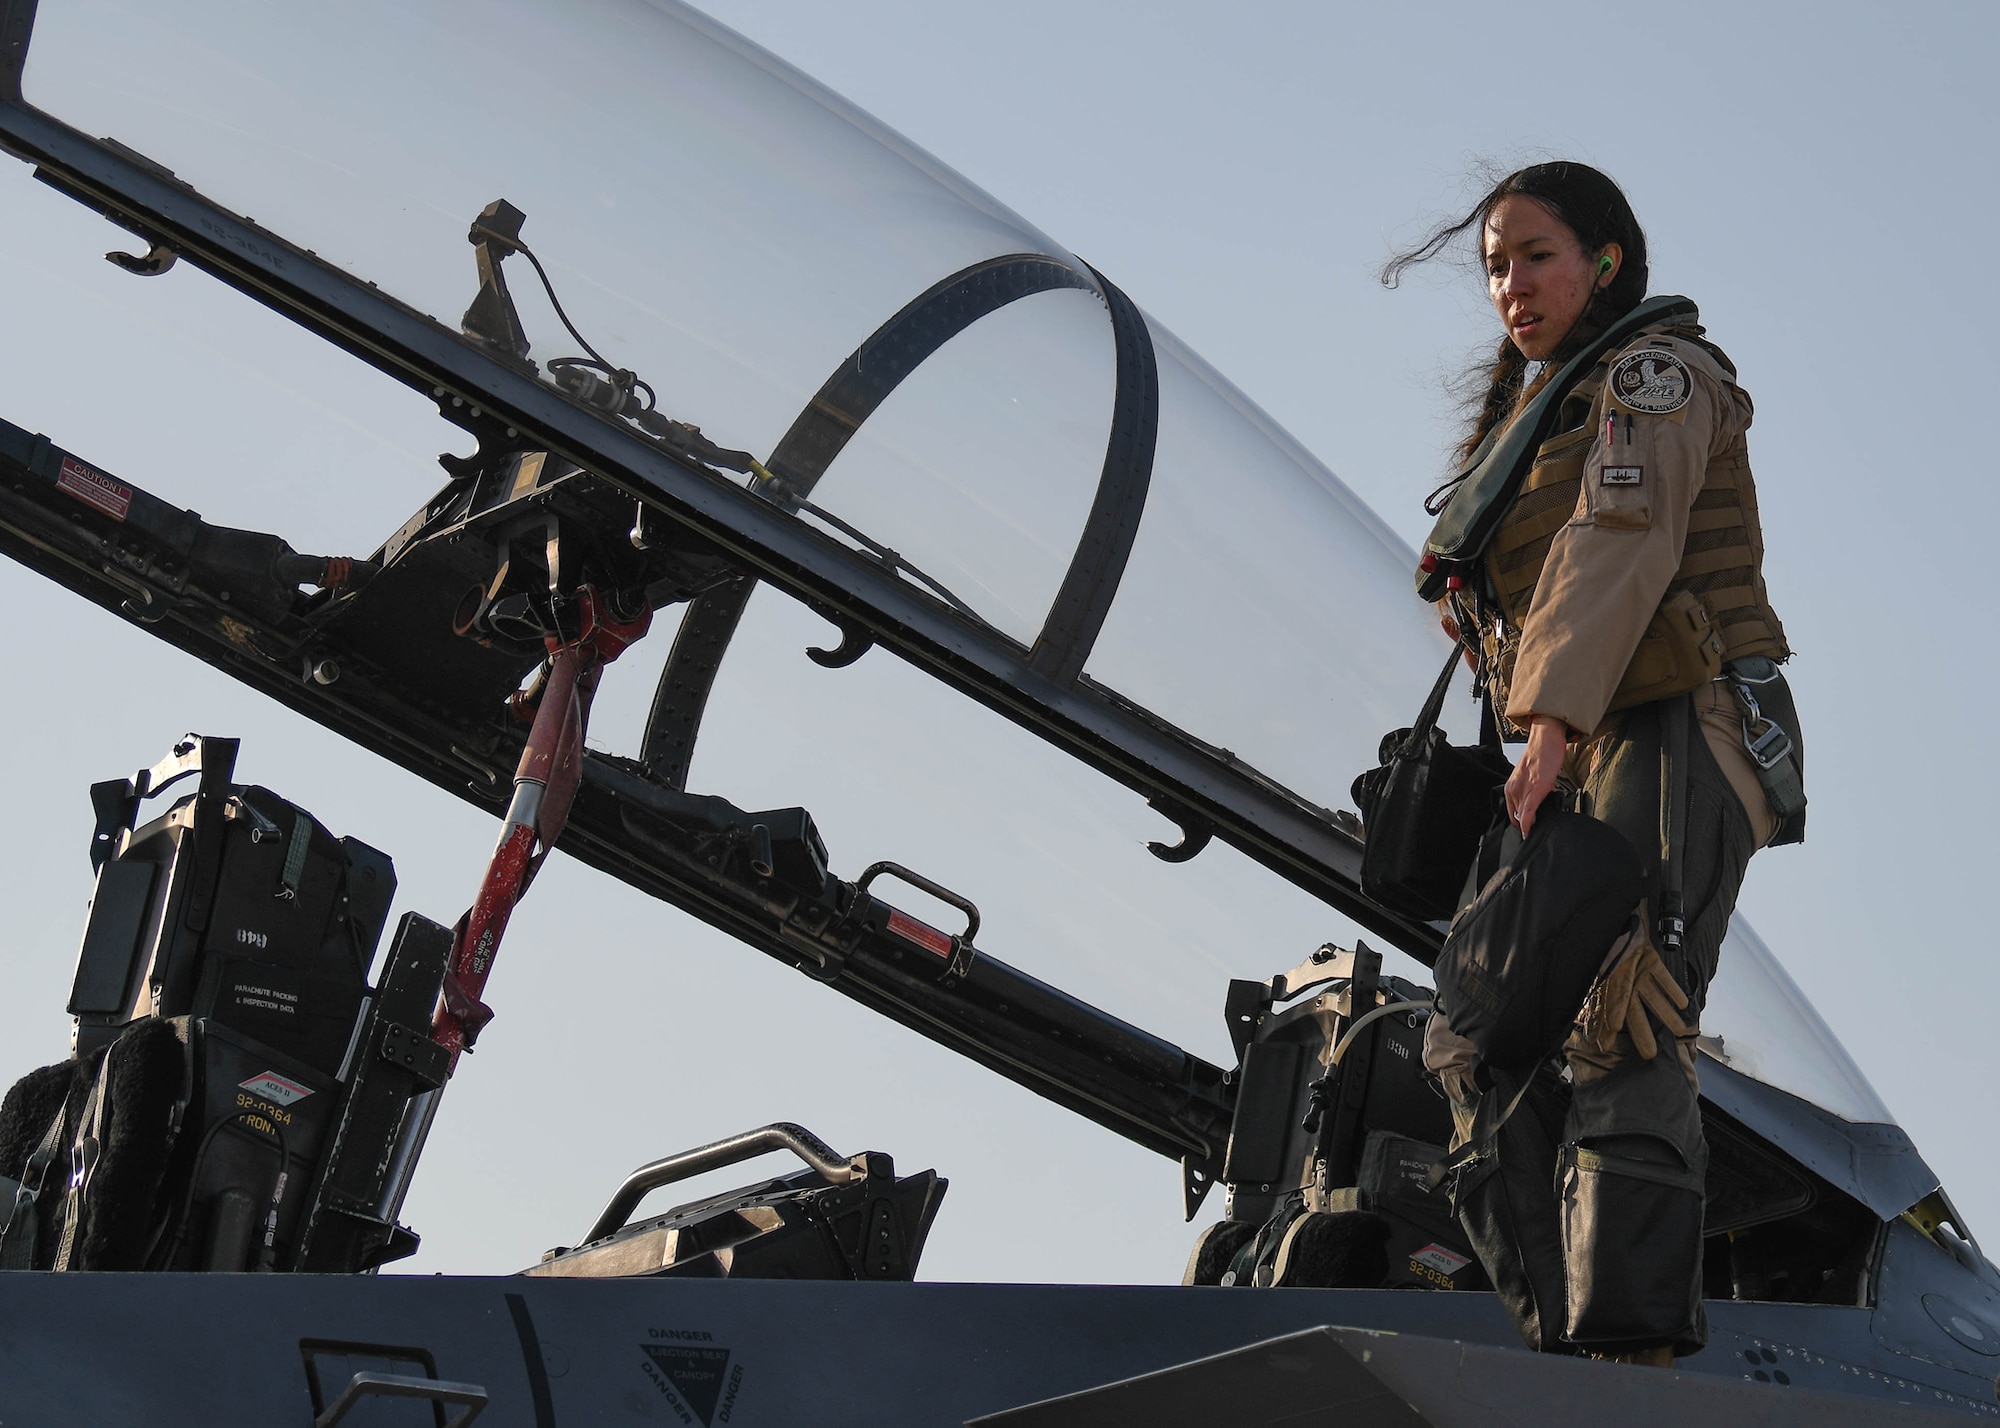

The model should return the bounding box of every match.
[1481,325,1788,738]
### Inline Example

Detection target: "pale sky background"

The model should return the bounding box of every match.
[0,0,1995,1286]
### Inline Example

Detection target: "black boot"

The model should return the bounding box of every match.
[1559,1132,1708,1356]
[1450,1070,1574,1353]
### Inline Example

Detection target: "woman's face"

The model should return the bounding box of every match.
[1484,195,1616,361]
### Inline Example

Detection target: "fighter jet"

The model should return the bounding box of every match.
[0,1,1993,1423]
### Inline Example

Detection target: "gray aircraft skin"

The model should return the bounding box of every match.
[0,2,1996,1424]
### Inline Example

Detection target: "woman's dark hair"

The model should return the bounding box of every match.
[1384,162,1649,466]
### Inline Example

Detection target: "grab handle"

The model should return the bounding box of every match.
[856,861,980,945]
[314,1372,487,1428]
[582,1122,860,1245]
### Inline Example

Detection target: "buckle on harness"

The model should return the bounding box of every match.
[1730,676,1794,770]
[1743,720,1793,770]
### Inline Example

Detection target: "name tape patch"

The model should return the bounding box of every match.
[1608,348,1692,414]
[1601,465,1644,486]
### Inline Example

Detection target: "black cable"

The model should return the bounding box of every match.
[514,243,607,368]
[514,244,657,411]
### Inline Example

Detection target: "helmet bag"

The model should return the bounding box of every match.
[1434,806,1642,1077]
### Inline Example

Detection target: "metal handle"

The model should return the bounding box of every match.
[133,733,239,802]
[856,861,980,945]
[583,1122,859,1246]
[314,1372,487,1428]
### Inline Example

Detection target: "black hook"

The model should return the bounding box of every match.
[1145,798,1214,864]
[105,242,178,277]
[806,616,874,669]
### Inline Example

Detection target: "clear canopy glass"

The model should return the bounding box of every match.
[21,0,1450,805]
[1086,326,1454,804]
[1700,919,1896,1127]
[18,0,1897,1142]
[23,0,1114,642]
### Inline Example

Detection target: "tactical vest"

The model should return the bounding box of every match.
[1479,324,1789,716]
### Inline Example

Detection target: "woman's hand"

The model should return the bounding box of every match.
[1506,713,1571,835]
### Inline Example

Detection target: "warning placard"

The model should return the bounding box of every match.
[641,1344,732,1425]
[56,456,132,521]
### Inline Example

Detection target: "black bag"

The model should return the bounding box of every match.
[1433,806,1642,1077]
[1351,642,1514,922]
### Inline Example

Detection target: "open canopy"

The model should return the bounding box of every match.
[13,0,1909,1197]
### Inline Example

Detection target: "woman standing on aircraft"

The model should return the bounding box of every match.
[1384,162,1804,1365]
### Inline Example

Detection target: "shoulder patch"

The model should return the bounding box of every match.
[1608,348,1693,414]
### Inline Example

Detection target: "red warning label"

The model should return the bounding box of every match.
[1411,1243,1471,1276]
[887,908,953,959]
[56,456,132,521]
[239,1071,314,1106]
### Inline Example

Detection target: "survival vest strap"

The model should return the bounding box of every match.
[1416,294,1700,602]
[1726,656,1807,846]
[1658,693,1691,956]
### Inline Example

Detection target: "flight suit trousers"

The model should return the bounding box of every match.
[1424,687,1763,1358]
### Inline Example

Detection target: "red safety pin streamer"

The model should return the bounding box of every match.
[432,586,649,1068]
